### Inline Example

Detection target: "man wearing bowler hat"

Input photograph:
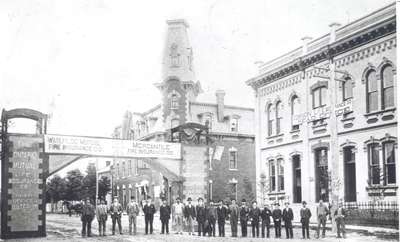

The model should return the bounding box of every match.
[282,201,294,239]
[300,201,312,239]
[272,202,282,238]
[239,199,249,237]
[143,196,156,234]
[184,197,196,235]
[196,198,207,236]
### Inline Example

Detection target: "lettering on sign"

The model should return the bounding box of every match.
[292,100,353,125]
[334,99,353,116]
[44,135,181,159]
[4,135,44,234]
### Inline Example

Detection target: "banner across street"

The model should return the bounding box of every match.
[44,134,181,159]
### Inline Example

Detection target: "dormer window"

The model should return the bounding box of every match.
[203,113,213,130]
[231,118,238,132]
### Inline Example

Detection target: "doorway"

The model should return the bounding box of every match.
[343,146,356,202]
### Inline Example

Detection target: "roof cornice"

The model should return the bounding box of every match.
[247,9,396,90]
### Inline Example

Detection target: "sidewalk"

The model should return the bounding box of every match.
[292,221,398,235]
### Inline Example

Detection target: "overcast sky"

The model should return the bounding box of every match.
[0,0,394,138]
[0,1,395,177]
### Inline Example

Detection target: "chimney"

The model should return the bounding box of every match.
[329,22,341,44]
[301,36,312,55]
[216,90,225,122]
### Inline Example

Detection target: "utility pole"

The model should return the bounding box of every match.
[312,22,343,234]
[95,158,99,208]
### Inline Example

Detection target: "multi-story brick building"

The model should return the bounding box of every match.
[247,3,397,210]
[111,19,256,208]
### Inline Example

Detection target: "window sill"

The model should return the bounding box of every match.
[268,191,285,196]
[312,121,328,134]
[229,169,238,171]
[266,133,284,140]
[364,107,396,118]
[290,129,300,134]
[366,185,398,196]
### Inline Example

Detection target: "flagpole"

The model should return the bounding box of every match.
[95,158,99,207]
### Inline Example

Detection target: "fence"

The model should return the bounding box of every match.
[343,201,398,228]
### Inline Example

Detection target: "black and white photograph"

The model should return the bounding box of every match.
[0,0,398,241]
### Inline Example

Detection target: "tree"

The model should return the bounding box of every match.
[65,169,84,201]
[82,163,97,202]
[46,175,66,212]
[98,176,111,200]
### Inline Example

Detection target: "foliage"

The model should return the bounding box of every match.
[64,169,84,201]
[98,176,111,200]
[48,163,112,204]
[46,175,67,203]
[82,163,97,201]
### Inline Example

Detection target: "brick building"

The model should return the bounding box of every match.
[247,2,397,211]
[111,19,256,208]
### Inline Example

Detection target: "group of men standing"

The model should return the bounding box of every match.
[79,196,346,239]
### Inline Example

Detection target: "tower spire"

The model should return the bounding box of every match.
[162,19,195,82]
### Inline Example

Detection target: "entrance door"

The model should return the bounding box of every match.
[315,148,329,202]
[343,146,356,202]
[292,155,302,203]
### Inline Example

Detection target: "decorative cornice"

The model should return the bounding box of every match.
[189,101,254,111]
[247,15,396,90]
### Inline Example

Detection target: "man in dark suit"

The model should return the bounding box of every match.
[248,201,261,238]
[206,201,217,236]
[109,198,123,235]
[300,201,312,239]
[216,200,228,237]
[261,203,272,238]
[239,199,248,237]
[282,202,294,239]
[228,198,239,237]
[143,196,156,235]
[159,198,171,234]
[81,198,95,237]
[196,198,206,236]
[184,197,196,235]
[272,203,282,238]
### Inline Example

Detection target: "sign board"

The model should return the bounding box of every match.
[334,99,353,116]
[44,134,181,159]
[292,100,353,125]
[1,134,46,239]
[293,106,331,125]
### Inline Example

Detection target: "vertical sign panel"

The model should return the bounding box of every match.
[1,134,46,239]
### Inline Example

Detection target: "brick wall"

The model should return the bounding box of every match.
[209,136,256,203]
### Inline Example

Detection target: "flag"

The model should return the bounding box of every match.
[213,146,224,161]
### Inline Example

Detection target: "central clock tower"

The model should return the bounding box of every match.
[155,19,202,130]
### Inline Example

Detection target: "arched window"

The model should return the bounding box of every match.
[171,94,179,109]
[366,70,378,113]
[383,142,396,185]
[269,160,276,192]
[277,158,285,191]
[267,104,275,136]
[276,101,282,134]
[291,95,300,131]
[342,77,353,101]
[381,65,395,109]
[312,86,328,109]
[367,143,380,185]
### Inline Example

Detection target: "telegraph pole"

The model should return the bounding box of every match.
[95,158,99,207]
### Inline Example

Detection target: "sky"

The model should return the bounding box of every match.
[0,0,395,175]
